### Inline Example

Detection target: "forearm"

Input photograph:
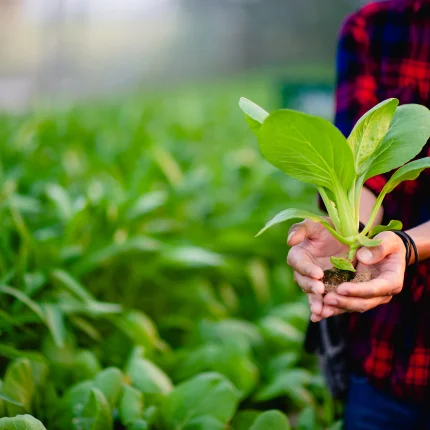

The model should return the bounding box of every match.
[406,221,430,263]
[359,187,383,227]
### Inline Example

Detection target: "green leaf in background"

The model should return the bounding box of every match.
[74,350,103,381]
[119,384,144,426]
[3,358,34,416]
[51,269,94,302]
[161,246,225,269]
[347,99,398,175]
[78,387,113,430]
[296,406,318,430]
[93,367,123,408]
[239,97,269,137]
[175,343,259,398]
[330,257,356,272]
[113,310,167,352]
[45,183,74,221]
[58,380,92,425]
[41,303,66,348]
[161,372,239,429]
[126,191,168,220]
[0,285,45,323]
[230,410,262,430]
[126,356,173,395]
[365,105,430,180]
[249,410,291,430]
[369,220,402,238]
[127,420,149,430]
[0,414,47,430]
[254,369,313,404]
[183,416,225,430]
[258,109,355,191]
[258,316,303,350]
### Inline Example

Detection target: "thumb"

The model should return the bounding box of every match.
[287,219,319,246]
[356,232,398,265]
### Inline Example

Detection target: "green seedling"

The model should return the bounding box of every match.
[240,97,430,272]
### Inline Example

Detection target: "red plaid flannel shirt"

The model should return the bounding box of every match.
[334,0,430,401]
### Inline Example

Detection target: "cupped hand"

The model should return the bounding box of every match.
[321,231,406,319]
[286,219,349,321]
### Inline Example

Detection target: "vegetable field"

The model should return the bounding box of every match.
[0,78,341,429]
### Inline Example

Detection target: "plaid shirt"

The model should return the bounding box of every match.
[334,0,430,401]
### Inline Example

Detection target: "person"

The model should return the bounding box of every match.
[286,1,430,429]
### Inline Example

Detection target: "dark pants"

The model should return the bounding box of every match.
[344,375,430,430]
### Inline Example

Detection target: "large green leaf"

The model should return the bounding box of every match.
[259,109,355,191]
[3,358,34,416]
[0,414,47,430]
[239,97,269,136]
[126,357,173,395]
[348,99,398,175]
[119,385,144,426]
[161,372,239,429]
[249,410,291,430]
[365,105,430,180]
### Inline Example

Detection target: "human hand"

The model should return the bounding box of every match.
[286,219,349,321]
[321,231,406,319]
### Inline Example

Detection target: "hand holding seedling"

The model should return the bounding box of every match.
[287,219,406,321]
[239,96,430,317]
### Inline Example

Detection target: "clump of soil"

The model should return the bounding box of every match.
[323,268,372,294]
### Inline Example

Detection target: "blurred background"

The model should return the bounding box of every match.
[0,0,367,108]
[0,1,372,429]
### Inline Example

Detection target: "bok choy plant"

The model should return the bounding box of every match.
[240,97,430,272]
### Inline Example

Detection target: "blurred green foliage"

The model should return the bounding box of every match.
[0,75,341,429]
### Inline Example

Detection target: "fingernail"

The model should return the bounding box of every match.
[326,298,338,306]
[325,309,334,317]
[360,248,373,263]
[287,231,295,243]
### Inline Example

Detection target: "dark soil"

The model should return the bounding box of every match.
[323,268,373,294]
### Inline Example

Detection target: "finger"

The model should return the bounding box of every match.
[294,271,325,295]
[319,305,346,319]
[287,219,322,246]
[287,248,324,279]
[307,293,323,316]
[356,231,403,265]
[324,292,392,313]
[336,278,394,298]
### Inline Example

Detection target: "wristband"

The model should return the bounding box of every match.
[393,230,418,272]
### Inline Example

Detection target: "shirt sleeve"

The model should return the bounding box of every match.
[334,10,386,197]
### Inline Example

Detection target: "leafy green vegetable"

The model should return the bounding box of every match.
[249,410,291,430]
[0,414,47,429]
[161,372,239,429]
[241,98,430,270]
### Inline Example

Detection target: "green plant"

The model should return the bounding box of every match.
[240,97,430,271]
